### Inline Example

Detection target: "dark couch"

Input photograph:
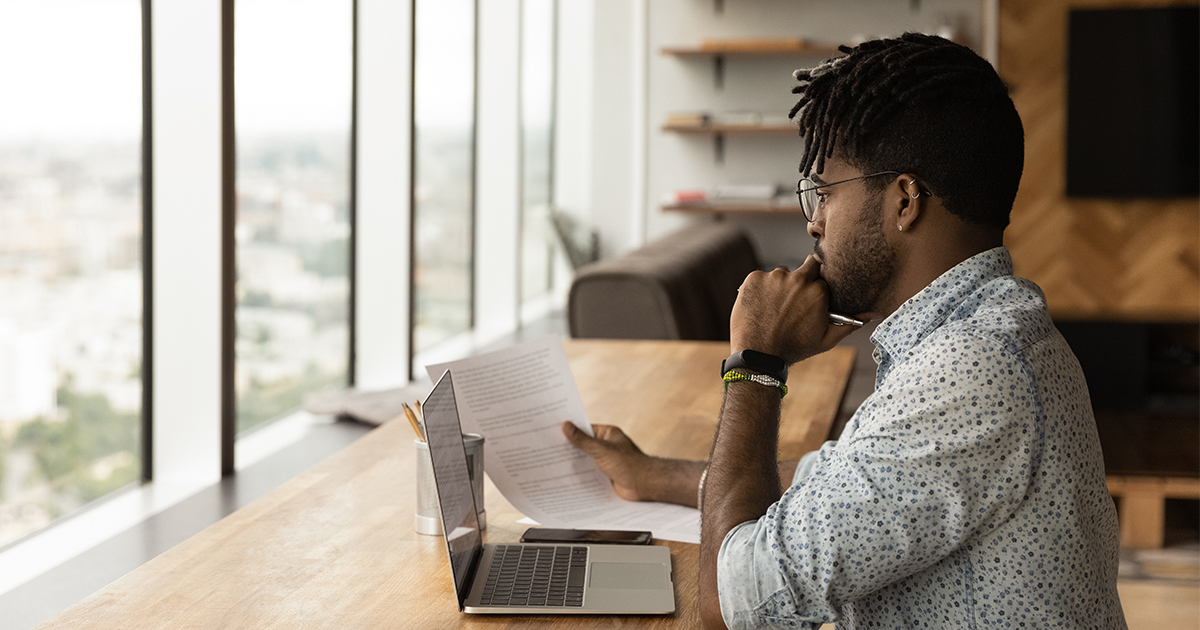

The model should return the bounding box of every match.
[567,222,760,341]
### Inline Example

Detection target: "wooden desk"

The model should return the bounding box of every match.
[38,340,855,629]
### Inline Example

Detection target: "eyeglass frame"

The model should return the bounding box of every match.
[795,171,925,222]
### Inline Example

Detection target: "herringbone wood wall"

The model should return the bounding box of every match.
[999,0,1200,321]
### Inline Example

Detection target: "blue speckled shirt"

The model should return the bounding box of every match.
[717,247,1126,629]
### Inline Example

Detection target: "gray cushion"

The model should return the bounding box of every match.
[568,222,760,341]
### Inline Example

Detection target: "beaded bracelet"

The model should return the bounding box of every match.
[723,370,788,397]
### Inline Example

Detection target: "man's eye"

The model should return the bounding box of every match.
[816,192,829,206]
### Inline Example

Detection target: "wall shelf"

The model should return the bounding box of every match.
[661,39,842,89]
[659,38,836,214]
[661,123,797,136]
[660,41,841,58]
[662,123,799,162]
[662,201,804,217]
[667,123,796,162]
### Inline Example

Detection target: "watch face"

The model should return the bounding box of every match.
[743,350,784,372]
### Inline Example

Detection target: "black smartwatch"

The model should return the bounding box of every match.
[721,349,788,384]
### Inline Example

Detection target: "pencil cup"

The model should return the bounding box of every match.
[414,433,487,536]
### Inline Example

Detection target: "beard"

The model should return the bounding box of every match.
[815,195,897,315]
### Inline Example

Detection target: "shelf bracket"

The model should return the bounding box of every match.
[714,133,725,163]
[713,55,725,90]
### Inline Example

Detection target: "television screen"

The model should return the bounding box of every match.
[1066,7,1199,198]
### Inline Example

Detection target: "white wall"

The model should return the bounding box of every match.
[475,0,521,338]
[557,0,987,266]
[554,0,645,260]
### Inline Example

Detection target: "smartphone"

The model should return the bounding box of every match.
[519,528,653,545]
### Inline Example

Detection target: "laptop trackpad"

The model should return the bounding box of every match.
[589,562,668,590]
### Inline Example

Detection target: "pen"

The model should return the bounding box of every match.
[828,313,865,327]
[402,402,425,442]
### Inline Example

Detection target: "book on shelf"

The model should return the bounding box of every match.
[669,190,708,204]
[667,186,800,206]
[712,111,762,127]
[711,184,778,200]
[664,112,711,128]
[662,196,804,213]
[704,196,800,208]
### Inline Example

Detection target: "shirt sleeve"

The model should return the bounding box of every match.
[717,338,1041,629]
[791,441,834,486]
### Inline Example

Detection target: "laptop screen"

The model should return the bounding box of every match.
[422,370,483,608]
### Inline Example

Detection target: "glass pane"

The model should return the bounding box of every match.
[0,0,142,547]
[235,0,352,434]
[520,0,556,303]
[413,0,476,355]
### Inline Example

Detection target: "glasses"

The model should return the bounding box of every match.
[795,171,902,222]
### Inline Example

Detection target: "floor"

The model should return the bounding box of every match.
[3,315,1197,629]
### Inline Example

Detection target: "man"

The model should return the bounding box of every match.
[562,34,1125,628]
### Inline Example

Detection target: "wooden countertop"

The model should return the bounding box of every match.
[38,340,855,629]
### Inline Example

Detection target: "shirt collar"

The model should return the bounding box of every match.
[869,246,1013,377]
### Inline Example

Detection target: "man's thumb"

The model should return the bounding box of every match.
[561,421,595,452]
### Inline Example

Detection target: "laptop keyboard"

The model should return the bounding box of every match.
[479,545,587,607]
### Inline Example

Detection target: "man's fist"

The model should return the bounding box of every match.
[730,255,859,364]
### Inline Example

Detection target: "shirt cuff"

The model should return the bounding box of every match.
[717,520,764,629]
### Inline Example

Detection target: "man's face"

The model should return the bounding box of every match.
[807,158,898,316]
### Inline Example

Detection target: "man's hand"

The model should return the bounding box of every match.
[562,422,706,506]
[561,422,655,501]
[730,254,860,364]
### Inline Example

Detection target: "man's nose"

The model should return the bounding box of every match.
[806,217,822,239]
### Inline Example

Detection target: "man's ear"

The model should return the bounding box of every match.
[894,175,924,233]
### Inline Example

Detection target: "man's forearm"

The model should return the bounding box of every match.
[641,456,798,508]
[698,380,784,629]
[640,457,708,507]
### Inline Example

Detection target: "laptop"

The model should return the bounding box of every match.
[421,369,676,615]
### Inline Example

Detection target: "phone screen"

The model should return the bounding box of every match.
[519,528,652,545]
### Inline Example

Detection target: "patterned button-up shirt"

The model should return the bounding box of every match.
[717,247,1126,629]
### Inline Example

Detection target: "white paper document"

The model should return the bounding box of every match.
[426,336,700,544]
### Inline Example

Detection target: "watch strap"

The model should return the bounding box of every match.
[721,349,788,383]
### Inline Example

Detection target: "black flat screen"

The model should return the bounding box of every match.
[1067,7,1199,198]
[423,370,482,609]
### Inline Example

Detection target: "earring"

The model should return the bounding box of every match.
[898,224,904,231]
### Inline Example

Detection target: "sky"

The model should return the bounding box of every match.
[0,0,354,142]
[0,0,531,142]
[0,0,142,142]
[236,0,352,136]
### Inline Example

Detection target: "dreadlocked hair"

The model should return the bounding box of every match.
[790,33,1024,230]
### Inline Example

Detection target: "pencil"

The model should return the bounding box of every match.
[402,402,424,442]
[828,313,865,327]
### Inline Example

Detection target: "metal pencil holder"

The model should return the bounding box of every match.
[414,433,486,536]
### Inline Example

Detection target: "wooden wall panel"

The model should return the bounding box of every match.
[999,0,1200,322]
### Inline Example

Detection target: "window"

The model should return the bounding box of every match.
[234,0,353,434]
[412,0,477,362]
[0,0,143,547]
